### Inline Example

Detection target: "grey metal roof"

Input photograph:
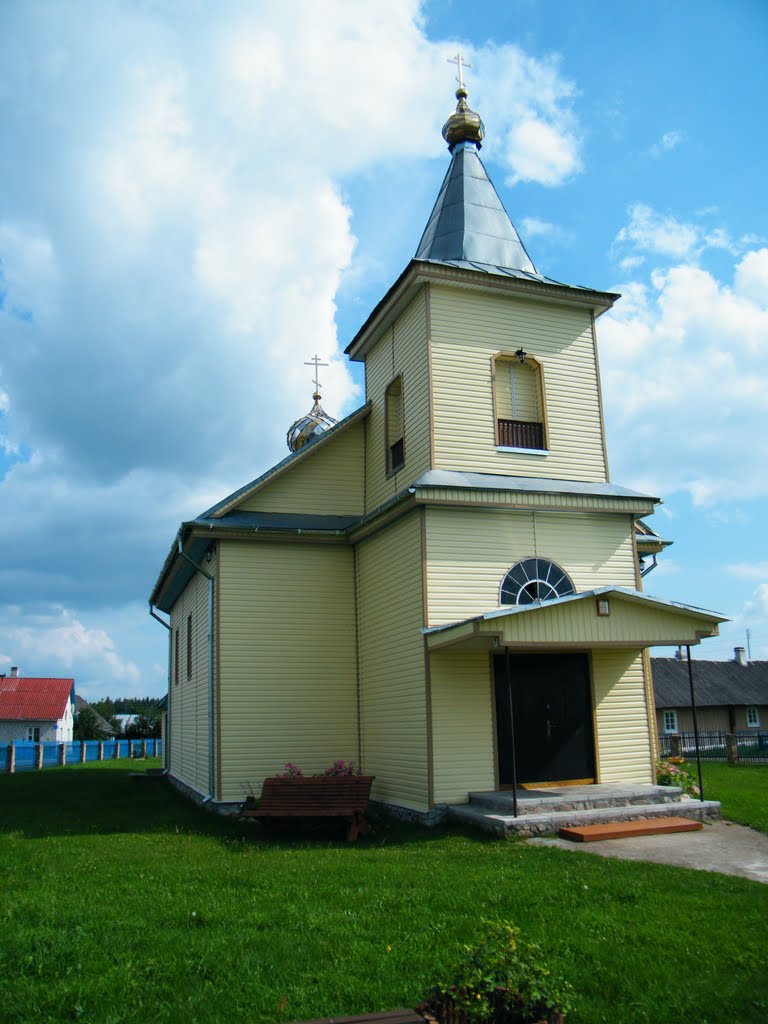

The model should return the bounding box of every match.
[415,141,537,272]
[190,511,359,533]
[652,658,768,708]
[411,469,659,503]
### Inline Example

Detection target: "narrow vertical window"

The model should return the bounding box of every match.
[385,376,405,472]
[747,706,760,727]
[493,354,547,450]
[187,614,193,679]
[174,629,180,685]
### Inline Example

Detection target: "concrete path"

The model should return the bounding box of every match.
[528,819,768,884]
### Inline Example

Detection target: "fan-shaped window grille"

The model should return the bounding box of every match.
[500,558,575,606]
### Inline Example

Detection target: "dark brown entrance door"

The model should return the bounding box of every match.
[494,653,595,785]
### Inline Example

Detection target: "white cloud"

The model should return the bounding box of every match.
[611,203,748,268]
[735,248,768,304]
[0,2,588,695]
[470,45,582,187]
[600,248,768,506]
[648,130,685,157]
[613,203,700,259]
[520,217,557,238]
[727,563,768,580]
[0,605,141,691]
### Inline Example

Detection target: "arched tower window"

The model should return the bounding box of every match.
[493,354,547,450]
[500,558,575,606]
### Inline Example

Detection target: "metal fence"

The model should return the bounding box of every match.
[4,738,162,773]
[659,730,768,765]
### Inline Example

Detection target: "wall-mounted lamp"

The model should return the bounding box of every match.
[515,347,527,364]
[596,598,611,617]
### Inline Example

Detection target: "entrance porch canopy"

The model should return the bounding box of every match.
[423,587,726,653]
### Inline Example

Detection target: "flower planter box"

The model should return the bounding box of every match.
[239,774,375,842]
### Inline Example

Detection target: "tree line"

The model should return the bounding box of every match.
[74,696,164,741]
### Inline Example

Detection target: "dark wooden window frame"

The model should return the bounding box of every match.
[492,354,548,451]
[187,614,192,680]
[384,375,405,474]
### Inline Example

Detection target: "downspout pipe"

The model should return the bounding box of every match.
[177,536,216,803]
[686,646,705,802]
[148,605,171,771]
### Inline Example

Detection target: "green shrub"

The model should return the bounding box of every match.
[656,759,700,796]
[419,920,572,1023]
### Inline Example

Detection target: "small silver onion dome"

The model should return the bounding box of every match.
[286,391,337,452]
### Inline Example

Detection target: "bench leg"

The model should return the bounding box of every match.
[346,812,370,843]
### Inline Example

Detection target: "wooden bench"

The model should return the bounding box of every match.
[289,1011,424,1024]
[239,775,375,842]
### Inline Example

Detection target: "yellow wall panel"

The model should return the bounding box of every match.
[238,420,365,516]
[168,551,215,797]
[425,507,636,625]
[217,540,358,802]
[592,650,653,783]
[364,291,431,511]
[430,285,608,481]
[430,651,495,803]
[356,512,429,809]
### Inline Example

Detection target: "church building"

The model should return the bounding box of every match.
[150,80,725,816]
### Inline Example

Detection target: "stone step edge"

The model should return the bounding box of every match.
[448,799,721,836]
[466,792,683,814]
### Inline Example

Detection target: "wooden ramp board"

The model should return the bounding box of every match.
[290,1011,424,1024]
[559,816,704,843]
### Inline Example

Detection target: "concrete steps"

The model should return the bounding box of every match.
[447,784,720,837]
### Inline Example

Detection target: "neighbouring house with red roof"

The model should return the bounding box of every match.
[0,668,75,743]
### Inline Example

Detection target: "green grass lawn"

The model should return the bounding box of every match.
[699,761,768,834]
[1,762,766,1024]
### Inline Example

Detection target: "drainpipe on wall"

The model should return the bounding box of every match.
[149,606,171,771]
[685,646,705,802]
[177,537,216,803]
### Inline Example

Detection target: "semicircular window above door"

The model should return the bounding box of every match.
[500,558,575,606]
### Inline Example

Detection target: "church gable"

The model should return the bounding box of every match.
[236,415,366,517]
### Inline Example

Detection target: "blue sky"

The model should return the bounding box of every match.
[1,0,766,699]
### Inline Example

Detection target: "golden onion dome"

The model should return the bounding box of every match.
[286,392,337,452]
[442,85,485,151]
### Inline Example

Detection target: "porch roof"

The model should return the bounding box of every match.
[422,587,727,653]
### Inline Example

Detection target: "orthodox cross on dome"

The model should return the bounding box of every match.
[448,51,472,90]
[304,354,329,398]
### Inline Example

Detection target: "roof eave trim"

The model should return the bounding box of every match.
[346,260,620,362]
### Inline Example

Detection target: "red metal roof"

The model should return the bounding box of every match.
[0,677,74,721]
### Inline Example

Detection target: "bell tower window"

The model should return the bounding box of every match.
[385,376,405,472]
[493,353,547,451]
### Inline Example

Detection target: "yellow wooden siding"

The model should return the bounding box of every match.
[217,540,358,803]
[356,512,429,809]
[474,599,717,648]
[425,507,636,625]
[364,291,431,511]
[168,553,215,797]
[418,488,655,516]
[592,650,653,783]
[237,420,365,515]
[429,285,607,481]
[429,651,495,803]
